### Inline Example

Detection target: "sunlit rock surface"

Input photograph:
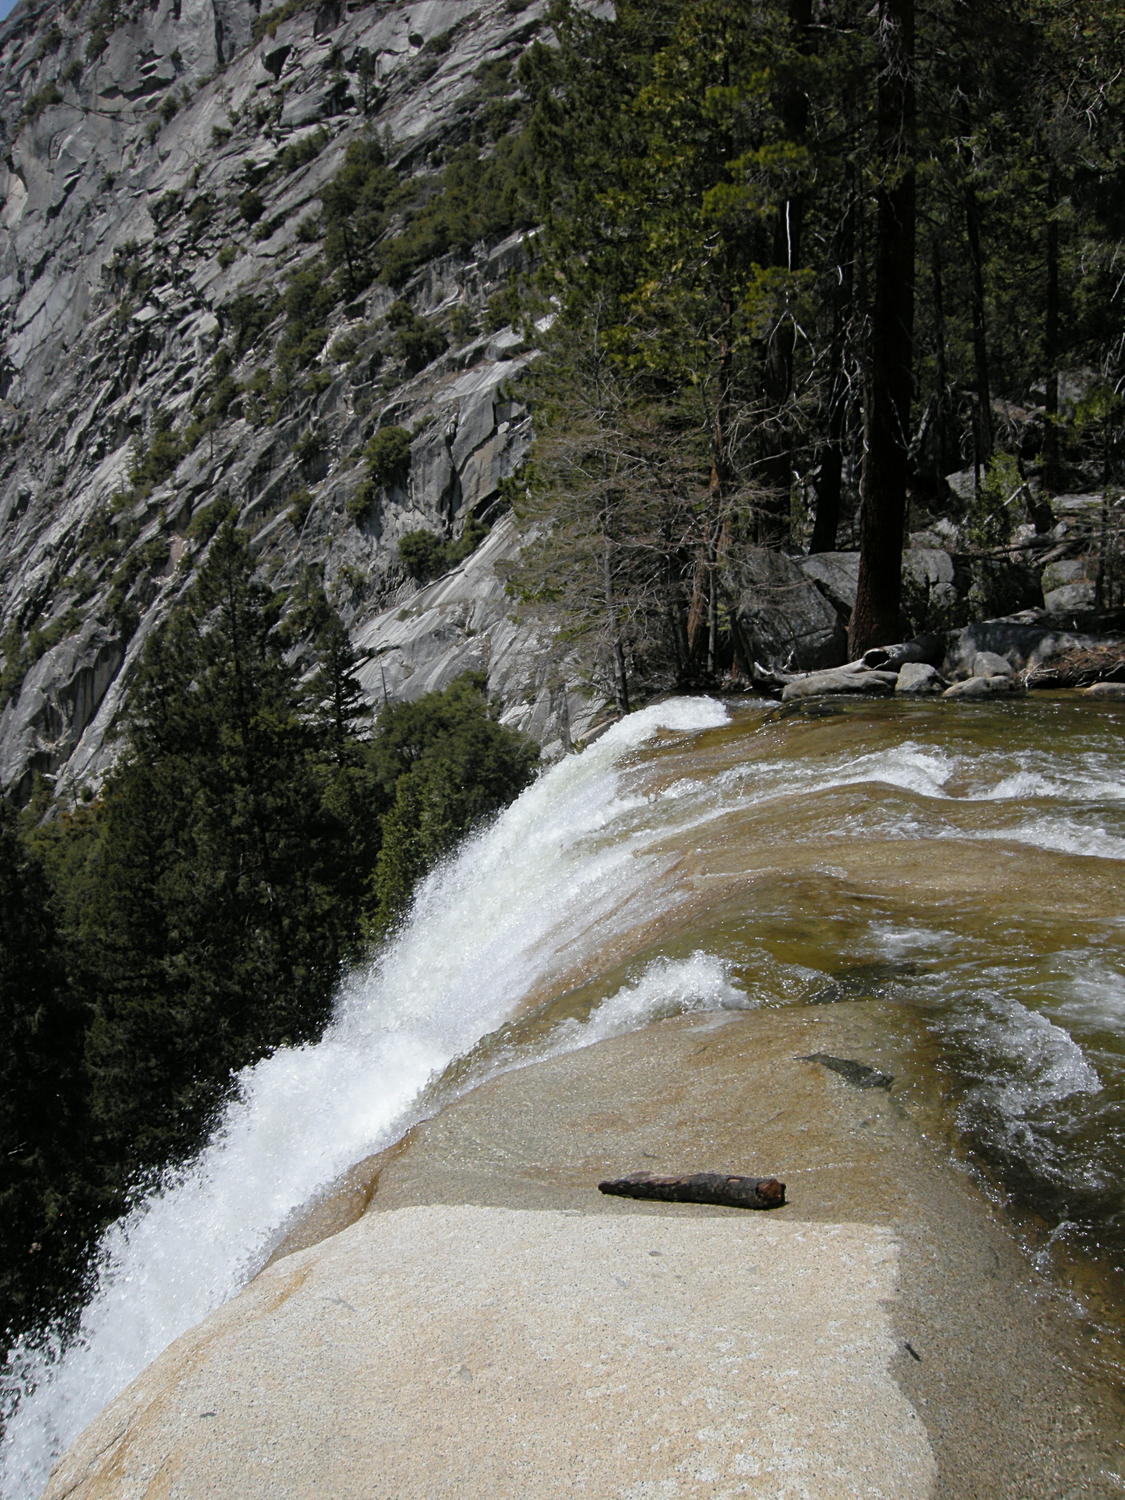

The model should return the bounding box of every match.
[44,1005,1123,1499]
[0,0,599,793]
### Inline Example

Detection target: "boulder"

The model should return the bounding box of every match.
[1044,581,1098,613]
[896,662,945,695]
[971,650,1014,678]
[1084,681,1125,700]
[1040,558,1089,594]
[799,550,860,614]
[723,549,846,672]
[943,675,1023,700]
[781,667,899,701]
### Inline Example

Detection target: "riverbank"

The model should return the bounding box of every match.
[43,1002,1124,1498]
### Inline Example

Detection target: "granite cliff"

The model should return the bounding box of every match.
[0,0,607,798]
[2,0,1120,802]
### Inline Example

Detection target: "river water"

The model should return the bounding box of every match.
[1,693,1122,1497]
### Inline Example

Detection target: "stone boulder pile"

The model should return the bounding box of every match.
[779,617,1125,703]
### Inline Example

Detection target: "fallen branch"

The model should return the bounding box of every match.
[598,1171,786,1210]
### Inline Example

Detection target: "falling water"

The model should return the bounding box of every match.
[0,697,732,1500]
[3,691,1123,1498]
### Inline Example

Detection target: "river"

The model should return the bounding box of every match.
[1,692,1122,1497]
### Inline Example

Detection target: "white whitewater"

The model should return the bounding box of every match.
[3,692,1122,1497]
[0,697,732,1500]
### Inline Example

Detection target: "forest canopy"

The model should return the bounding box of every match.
[0,523,537,1343]
[509,0,1124,703]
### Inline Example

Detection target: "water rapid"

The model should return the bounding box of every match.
[3,692,1123,1497]
[0,697,732,1500]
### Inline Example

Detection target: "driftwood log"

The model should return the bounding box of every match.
[598,1172,786,1210]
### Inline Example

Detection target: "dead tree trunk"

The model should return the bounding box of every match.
[599,1172,786,1210]
[848,0,916,657]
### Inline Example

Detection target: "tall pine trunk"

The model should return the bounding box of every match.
[849,0,916,657]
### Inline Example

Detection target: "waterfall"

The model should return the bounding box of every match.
[4,691,1123,1498]
[0,697,732,1500]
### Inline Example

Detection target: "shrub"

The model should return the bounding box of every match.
[398,528,448,581]
[365,425,412,487]
[238,189,265,225]
[386,300,446,373]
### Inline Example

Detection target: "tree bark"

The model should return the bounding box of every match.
[599,1172,786,1210]
[964,184,993,475]
[849,0,916,657]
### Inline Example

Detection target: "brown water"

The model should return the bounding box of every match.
[5,690,1122,1497]
[458,694,1125,1340]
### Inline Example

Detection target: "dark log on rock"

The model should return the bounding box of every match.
[598,1172,786,1210]
[861,635,943,670]
[798,1053,894,1090]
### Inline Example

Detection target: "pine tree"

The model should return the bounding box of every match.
[0,801,88,1335]
[82,522,353,1187]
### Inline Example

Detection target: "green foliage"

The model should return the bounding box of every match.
[252,0,313,41]
[386,300,446,373]
[237,188,265,225]
[276,127,329,176]
[0,797,90,1335]
[398,529,450,582]
[127,417,187,493]
[366,674,539,933]
[965,452,1023,550]
[0,544,538,1341]
[320,134,400,294]
[364,424,413,487]
[398,516,491,582]
[22,81,63,121]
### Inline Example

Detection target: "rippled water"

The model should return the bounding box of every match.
[2,692,1121,1497]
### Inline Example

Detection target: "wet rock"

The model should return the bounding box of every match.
[798,1053,894,1090]
[942,675,1024,700]
[971,650,1014,678]
[896,662,945,695]
[781,667,899,701]
[1084,681,1125,699]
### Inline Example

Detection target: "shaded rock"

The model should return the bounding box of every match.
[896,662,945,695]
[799,550,860,614]
[943,620,1110,679]
[781,667,899,701]
[1040,558,1089,594]
[943,675,1023,700]
[1044,581,1098,613]
[904,547,957,612]
[353,516,601,760]
[971,650,1014,678]
[1084,681,1125,700]
[723,548,846,672]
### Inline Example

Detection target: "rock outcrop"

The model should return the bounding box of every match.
[42,1005,1125,1499]
[0,0,601,793]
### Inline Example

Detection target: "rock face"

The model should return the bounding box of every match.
[1,0,1119,795]
[0,0,599,793]
[42,1006,1124,1499]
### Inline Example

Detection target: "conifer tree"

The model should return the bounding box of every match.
[82,521,353,1187]
[0,801,88,1335]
